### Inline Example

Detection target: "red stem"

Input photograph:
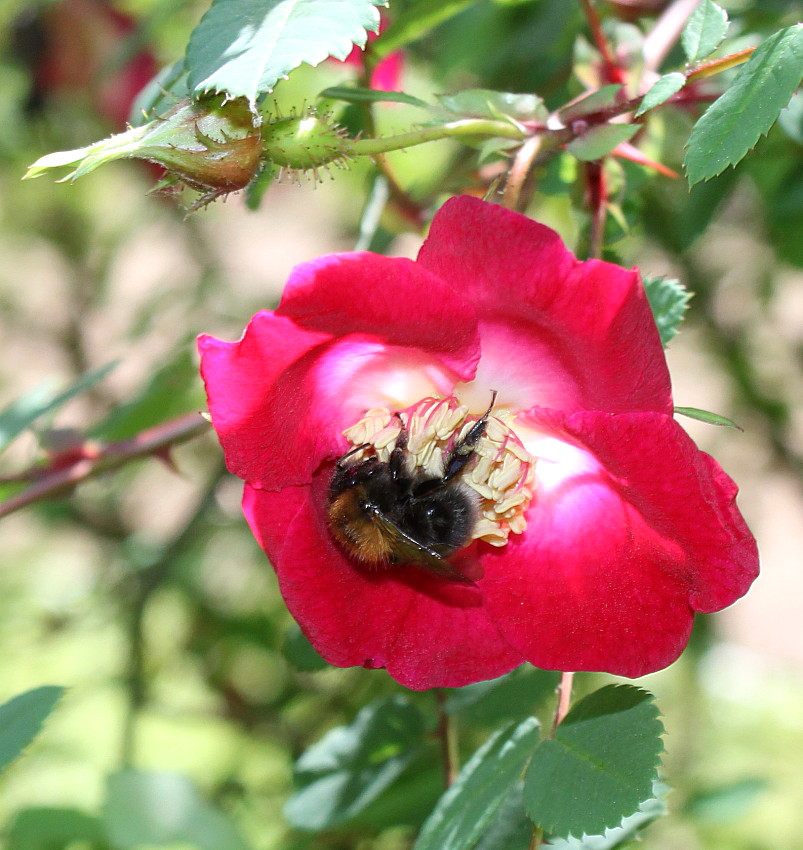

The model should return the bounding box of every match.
[580,0,627,85]
[0,412,210,520]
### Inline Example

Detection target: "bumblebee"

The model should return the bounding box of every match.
[327,394,497,581]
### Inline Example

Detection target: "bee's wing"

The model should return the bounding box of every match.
[369,508,473,583]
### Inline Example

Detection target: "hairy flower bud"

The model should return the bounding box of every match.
[25,95,263,205]
[260,108,353,172]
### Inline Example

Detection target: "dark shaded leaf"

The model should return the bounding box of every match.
[319,86,430,107]
[285,696,426,830]
[0,686,65,773]
[103,770,250,850]
[444,665,559,725]
[523,685,663,839]
[372,0,480,59]
[414,717,540,850]
[282,624,330,671]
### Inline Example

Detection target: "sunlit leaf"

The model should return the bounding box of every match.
[674,407,743,430]
[635,72,686,116]
[567,124,638,161]
[186,0,385,107]
[0,687,65,773]
[524,685,663,839]
[104,770,251,850]
[0,362,117,454]
[414,717,540,850]
[681,0,728,63]
[7,807,104,850]
[558,85,622,123]
[642,274,691,347]
[685,25,803,184]
[437,89,546,122]
[285,696,425,830]
[372,0,480,59]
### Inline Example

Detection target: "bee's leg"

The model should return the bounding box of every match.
[336,443,371,468]
[389,414,409,481]
[441,390,497,483]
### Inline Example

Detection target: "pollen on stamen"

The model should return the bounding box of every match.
[341,396,536,548]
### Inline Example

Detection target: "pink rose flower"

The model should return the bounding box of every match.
[198,197,758,691]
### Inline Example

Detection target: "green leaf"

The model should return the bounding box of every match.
[7,807,105,850]
[0,686,65,773]
[681,0,728,63]
[778,90,803,144]
[103,770,251,850]
[129,60,189,126]
[674,407,743,430]
[0,362,117,453]
[473,782,532,850]
[635,72,686,116]
[186,0,385,107]
[558,85,623,123]
[414,717,540,850]
[547,785,668,849]
[685,24,803,185]
[92,349,203,441]
[683,777,768,823]
[282,625,330,671]
[642,274,691,347]
[245,161,277,210]
[285,696,426,830]
[319,86,430,108]
[444,665,559,725]
[523,685,663,839]
[437,89,547,122]
[567,124,638,161]
[372,0,480,60]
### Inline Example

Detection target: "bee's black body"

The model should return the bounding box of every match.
[327,395,496,580]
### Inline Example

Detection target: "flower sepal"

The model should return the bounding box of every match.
[24,95,263,205]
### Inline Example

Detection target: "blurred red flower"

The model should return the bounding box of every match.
[336,12,403,91]
[199,197,758,690]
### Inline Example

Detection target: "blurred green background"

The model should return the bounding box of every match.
[0,0,802,847]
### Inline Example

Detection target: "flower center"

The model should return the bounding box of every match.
[341,396,536,548]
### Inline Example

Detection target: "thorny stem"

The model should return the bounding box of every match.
[0,412,210,520]
[501,135,543,213]
[529,826,544,850]
[435,690,459,787]
[351,119,527,157]
[686,47,756,82]
[642,0,701,73]
[580,0,626,84]
[586,161,607,260]
[551,671,575,737]
[356,61,424,229]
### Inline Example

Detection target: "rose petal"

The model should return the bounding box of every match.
[418,196,672,416]
[481,409,758,677]
[199,253,481,490]
[244,477,525,690]
[278,252,480,381]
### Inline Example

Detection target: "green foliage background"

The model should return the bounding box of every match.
[0,0,802,847]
